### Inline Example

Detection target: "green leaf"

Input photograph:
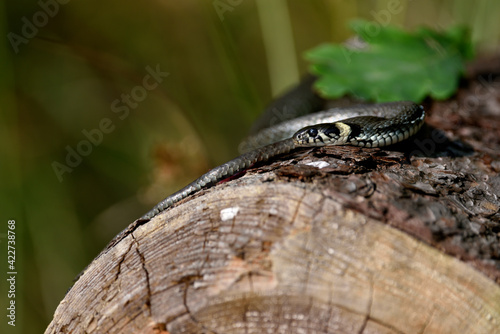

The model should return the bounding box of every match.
[304,20,474,103]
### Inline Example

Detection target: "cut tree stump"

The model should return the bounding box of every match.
[46,57,500,334]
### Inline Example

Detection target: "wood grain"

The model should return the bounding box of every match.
[46,57,500,334]
[46,174,500,333]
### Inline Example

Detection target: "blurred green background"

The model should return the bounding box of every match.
[1,0,499,332]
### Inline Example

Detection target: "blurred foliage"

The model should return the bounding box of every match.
[306,21,474,102]
[1,0,499,333]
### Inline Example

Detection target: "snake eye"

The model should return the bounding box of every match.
[307,128,318,137]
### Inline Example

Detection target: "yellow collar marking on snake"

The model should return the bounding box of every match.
[333,122,352,145]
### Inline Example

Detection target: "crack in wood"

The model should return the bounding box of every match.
[131,234,152,315]
[357,275,374,334]
[114,241,134,284]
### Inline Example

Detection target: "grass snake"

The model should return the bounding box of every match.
[140,96,425,221]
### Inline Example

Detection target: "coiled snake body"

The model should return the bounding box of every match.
[141,99,425,220]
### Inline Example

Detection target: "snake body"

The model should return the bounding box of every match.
[239,101,423,152]
[141,101,425,220]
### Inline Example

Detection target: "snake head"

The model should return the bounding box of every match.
[293,123,350,147]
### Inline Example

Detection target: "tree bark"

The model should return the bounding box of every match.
[46,57,500,334]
